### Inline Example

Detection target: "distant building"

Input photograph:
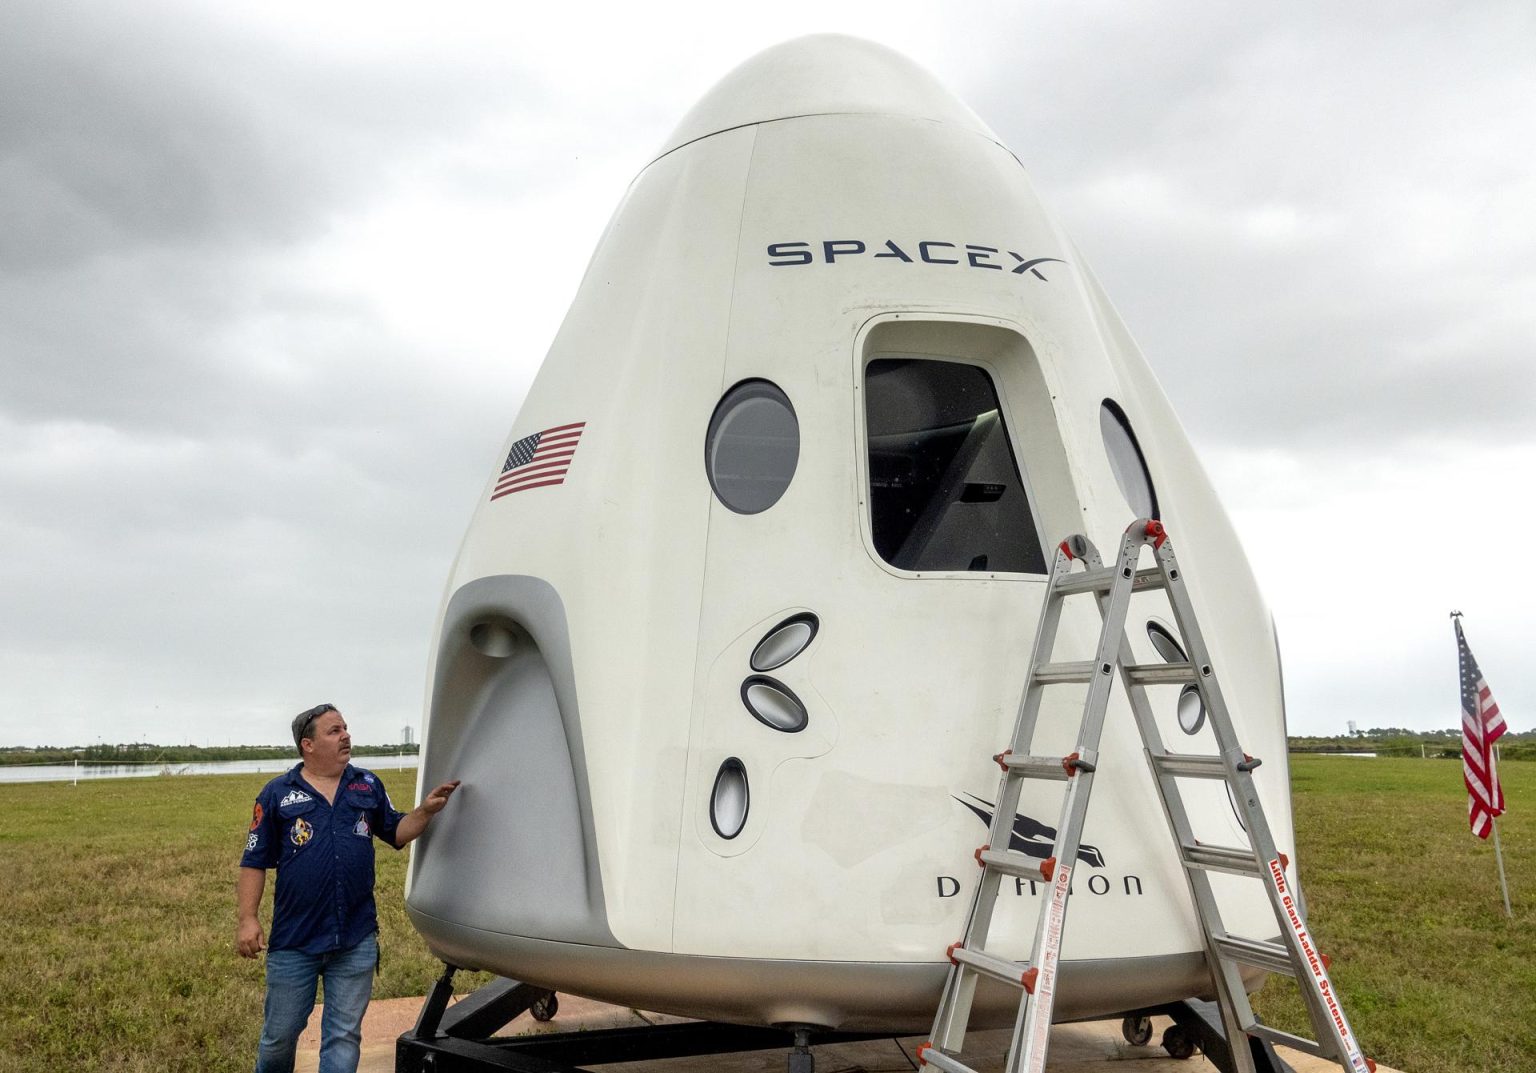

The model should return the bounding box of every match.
[1347,720,1358,736]
[402,725,415,746]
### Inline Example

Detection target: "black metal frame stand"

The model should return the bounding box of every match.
[1135,1000,1297,1073]
[396,967,1295,1073]
[395,967,891,1073]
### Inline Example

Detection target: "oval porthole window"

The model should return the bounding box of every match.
[1146,620,1186,664]
[710,758,750,839]
[705,380,799,514]
[741,676,809,733]
[1177,685,1207,735]
[750,613,819,672]
[1147,620,1205,736]
[1100,400,1158,520]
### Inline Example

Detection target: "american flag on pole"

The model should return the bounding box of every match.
[490,422,585,502]
[1458,617,1507,839]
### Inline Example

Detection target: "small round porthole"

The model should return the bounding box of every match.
[710,758,750,839]
[1101,399,1158,520]
[705,380,799,514]
[1146,620,1186,664]
[750,613,819,672]
[741,676,809,733]
[1177,685,1206,735]
[1147,620,1205,736]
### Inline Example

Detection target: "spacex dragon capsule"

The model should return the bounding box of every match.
[404,34,1293,1033]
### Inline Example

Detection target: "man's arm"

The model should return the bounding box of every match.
[235,866,266,958]
[393,780,461,848]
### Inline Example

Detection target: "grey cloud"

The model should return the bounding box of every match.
[954,1,1536,450]
[0,0,537,271]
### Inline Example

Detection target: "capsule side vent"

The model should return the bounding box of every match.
[710,758,750,839]
[749,613,818,672]
[740,676,808,733]
[469,622,518,658]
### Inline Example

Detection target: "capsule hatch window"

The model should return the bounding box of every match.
[863,358,1047,574]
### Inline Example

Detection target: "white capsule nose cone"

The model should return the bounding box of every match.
[657,34,999,159]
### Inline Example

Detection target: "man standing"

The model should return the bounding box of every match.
[236,703,459,1073]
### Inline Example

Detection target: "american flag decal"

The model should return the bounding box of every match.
[490,422,586,502]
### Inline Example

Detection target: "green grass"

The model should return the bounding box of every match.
[1250,756,1536,1072]
[1,759,1531,1072]
[0,770,486,1073]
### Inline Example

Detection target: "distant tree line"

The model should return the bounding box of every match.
[5,731,1531,765]
[0,742,420,766]
[1288,727,1535,762]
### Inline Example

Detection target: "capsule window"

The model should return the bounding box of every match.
[710,758,750,838]
[705,380,799,514]
[750,613,818,672]
[1147,619,1205,736]
[1100,399,1158,520]
[741,676,809,733]
[1146,620,1186,664]
[1177,686,1207,735]
[864,358,1046,573]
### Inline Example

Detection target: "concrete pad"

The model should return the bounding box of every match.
[296,995,1399,1073]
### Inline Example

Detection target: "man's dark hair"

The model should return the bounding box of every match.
[291,703,338,756]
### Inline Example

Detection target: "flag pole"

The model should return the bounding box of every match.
[1490,816,1513,918]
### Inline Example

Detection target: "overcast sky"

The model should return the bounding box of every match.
[2,1,1531,748]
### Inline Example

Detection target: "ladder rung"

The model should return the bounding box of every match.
[1052,565,1167,596]
[915,1045,980,1073]
[1124,662,1198,686]
[950,944,1035,990]
[977,848,1054,883]
[1246,1024,1331,1060]
[1151,752,1228,779]
[1181,843,1264,877]
[1034,660,1099,684]
[1212,933,1297,976]
[997,752,1072,781]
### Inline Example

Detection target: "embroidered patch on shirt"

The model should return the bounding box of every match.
[279,790,312,809]
[247,831,258,851]
[346,781,372,792]
[353,817,371,838]
[290,818,313,846]
[249,802,264,831]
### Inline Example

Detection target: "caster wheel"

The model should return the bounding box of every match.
[1161,1023,1197,1060]
[530,992,559,1022]
[1121,1015,1154,1047]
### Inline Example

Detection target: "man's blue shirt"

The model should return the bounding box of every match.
[240,763,406,954]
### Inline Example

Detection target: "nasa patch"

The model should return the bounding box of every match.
[249,802,264,831]
[353,818,370,838]
[290,818,313,847]
[279,790,312,809]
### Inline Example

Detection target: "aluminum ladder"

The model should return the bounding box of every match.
[918,519,1374,1073]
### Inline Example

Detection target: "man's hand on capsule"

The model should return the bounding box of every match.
[421,780,461,815]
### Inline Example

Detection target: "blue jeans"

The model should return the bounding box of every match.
[256,933,377,1073]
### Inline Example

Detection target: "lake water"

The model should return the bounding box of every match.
[0,755,420,785]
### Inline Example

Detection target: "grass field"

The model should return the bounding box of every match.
[1250,757,1535,1072]
[0,758,1531,1072]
